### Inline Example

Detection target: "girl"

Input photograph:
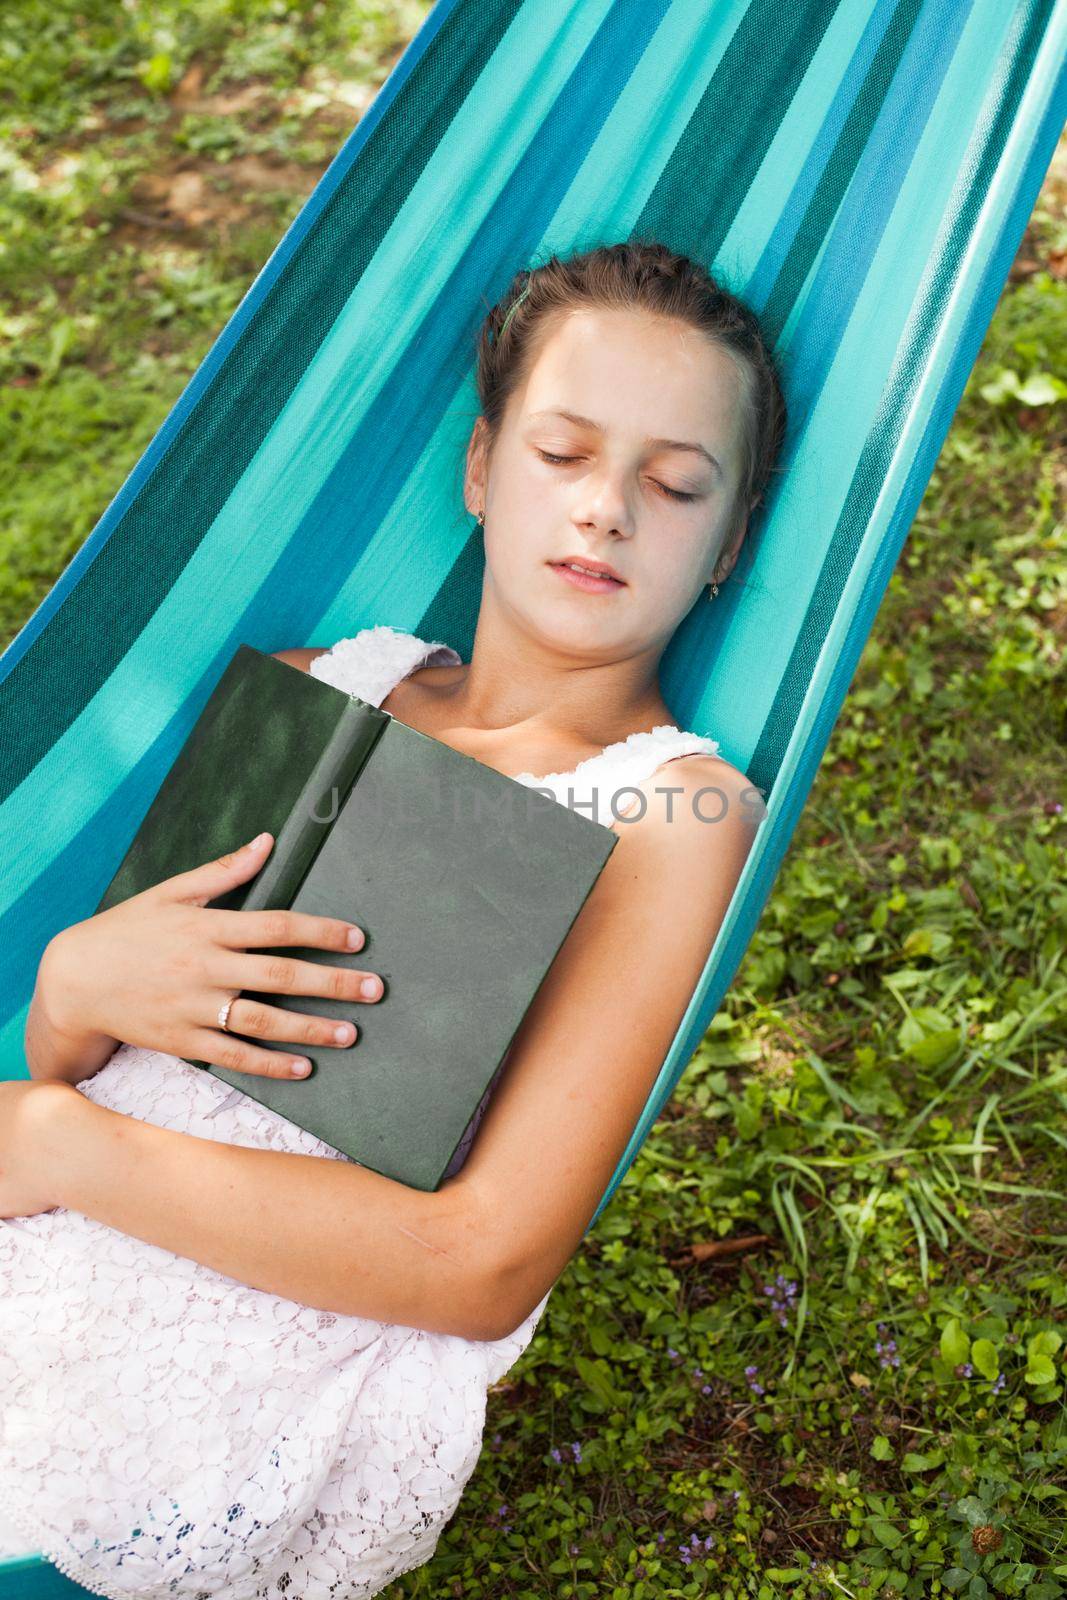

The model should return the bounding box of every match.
[0,240,786,1598]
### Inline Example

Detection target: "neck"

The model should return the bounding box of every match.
[439,593,675,748]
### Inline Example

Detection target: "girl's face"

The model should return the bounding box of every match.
[466,305,752,656]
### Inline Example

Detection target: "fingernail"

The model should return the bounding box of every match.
[346,927,364,950]
[361,978,380,999]
[249,832,269,849]
[291,1059,311,1076]
[333,1024,354,1044]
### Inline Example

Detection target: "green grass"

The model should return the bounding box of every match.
[2,5,1066,1596]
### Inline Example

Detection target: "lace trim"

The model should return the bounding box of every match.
[512,723,721,786]
[0,1490,126,1600]
[308,624,461,709]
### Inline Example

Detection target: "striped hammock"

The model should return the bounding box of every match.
[0,5,1063,1446]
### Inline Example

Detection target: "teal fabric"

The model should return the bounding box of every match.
[1,0,1064,1585]
[0,0,1063,1347]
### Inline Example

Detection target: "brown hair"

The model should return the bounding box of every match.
[473,240,788,574]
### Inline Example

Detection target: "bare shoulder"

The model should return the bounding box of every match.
[612,750,765,853]
[451,747,762,1338]
[603,751,761,949]
[270,647,327,674]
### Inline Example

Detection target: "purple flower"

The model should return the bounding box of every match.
[744,1364,766,1397]
[874,1331,901,1370]
[634,1564,647,1579]
[550,1439,582,1465]
[761,1274,800,1328]
[679,1530,715,1564]
[667,1347,681,1363]
[961,1363,973,1378]
[489,1501,513,1532]
[992,1373,1007,1394]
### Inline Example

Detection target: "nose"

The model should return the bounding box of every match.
[572,471,637,538]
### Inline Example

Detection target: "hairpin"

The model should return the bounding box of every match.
[496,279,531,340]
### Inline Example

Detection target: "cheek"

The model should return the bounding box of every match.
[643,530,712,590]
[482,524,528,578]
[518,460,560,508]
[490,461,550,533]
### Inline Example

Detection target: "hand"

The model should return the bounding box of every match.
[0,1081,81,1218]
[43,833,386,1082]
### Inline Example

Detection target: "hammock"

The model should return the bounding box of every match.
[0,2,1063,1580]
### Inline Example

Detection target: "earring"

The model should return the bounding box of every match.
[707,580,719,601]
[476,509,485,527]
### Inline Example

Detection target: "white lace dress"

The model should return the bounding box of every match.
[0,624,722,1599]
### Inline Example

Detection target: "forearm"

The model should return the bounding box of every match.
[25,943,120,1086]
[50,1093,504,1341]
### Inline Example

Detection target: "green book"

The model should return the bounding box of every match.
[95,644,618,1190]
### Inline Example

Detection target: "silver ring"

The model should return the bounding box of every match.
[217,995,236,1032]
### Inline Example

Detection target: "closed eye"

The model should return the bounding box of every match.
[535,448,699,503]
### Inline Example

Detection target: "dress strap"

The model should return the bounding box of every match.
[308,624,461,707]
[609,744,725,825]
[513,726,724,829]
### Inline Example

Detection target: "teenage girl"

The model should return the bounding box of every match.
[0,239,786,1598]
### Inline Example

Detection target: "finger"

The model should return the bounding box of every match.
[221,997,359,1052]
[187,1027,319,1082]
[217,952,385,1006]
[161,833,274,907]
[208,906,366,954]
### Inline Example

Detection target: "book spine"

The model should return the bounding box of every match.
[238,703,388,912]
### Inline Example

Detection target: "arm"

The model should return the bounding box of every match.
[29,734,753,1341]
[43,1089,502,1341]
[27,757,753,1342]
[453,755,761,1333]
[25,936,121,1086]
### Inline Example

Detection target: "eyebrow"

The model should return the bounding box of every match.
[527,407,722,477]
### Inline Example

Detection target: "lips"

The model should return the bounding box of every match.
[550,561,627,593]
[550,559,626,584]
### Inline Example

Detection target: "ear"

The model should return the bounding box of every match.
[463,416,490,519]
[708,503,754,585]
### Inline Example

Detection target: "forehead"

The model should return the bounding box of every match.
[516,306,744,457]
